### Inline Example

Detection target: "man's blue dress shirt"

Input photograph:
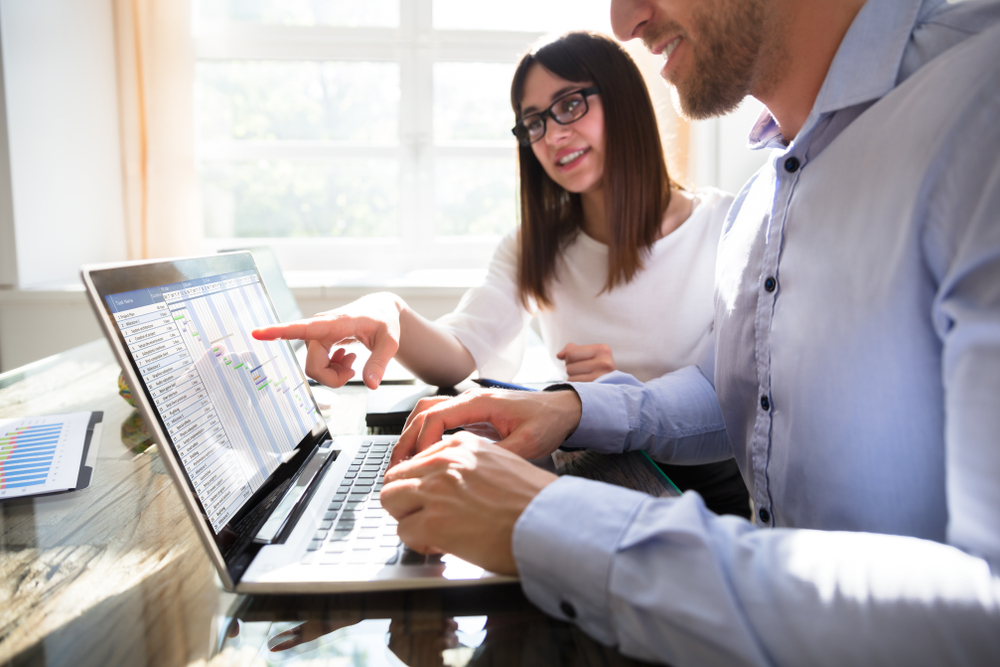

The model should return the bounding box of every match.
[511,0,1000,664]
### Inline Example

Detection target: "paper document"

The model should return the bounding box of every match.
[0,412,98,499]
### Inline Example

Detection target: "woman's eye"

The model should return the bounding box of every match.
[558,97,581,115]
[525,117,544,133]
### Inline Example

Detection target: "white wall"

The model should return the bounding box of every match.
[689,97,770,196]
[0,29,14,288]
[0,289,103,370]
[0,0,127,287]
[0,0,129,371]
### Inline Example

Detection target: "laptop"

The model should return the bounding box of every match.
[217,245,413,385]
[82,252,513,593]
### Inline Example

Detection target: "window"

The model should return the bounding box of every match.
[193,0,611,272]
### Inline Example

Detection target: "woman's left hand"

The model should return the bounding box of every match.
[556,342,617,382]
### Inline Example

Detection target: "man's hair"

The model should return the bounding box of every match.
[510,31,675,308]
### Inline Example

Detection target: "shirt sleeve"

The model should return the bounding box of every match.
[435,231,532,381]
[562,364,732,464]
[926,80,1000,563]
[513,477,1000,667]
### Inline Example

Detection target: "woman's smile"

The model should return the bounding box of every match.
[556,147,591,169]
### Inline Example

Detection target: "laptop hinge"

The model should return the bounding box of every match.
[253,439,336,544]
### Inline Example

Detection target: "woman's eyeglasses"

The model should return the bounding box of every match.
[512,86,601,146]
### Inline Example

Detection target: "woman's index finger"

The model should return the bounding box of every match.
[251,322,305,340]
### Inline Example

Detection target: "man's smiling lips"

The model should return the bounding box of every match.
[648,34,685,79]
[661,36,682,60]
[648,31,682,56]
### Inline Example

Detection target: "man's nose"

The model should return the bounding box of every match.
[610,0,653,42]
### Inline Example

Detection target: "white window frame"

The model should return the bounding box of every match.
[194,0,546,273]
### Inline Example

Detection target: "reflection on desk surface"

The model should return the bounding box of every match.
[0,339,670,667]
[218,586,654,667]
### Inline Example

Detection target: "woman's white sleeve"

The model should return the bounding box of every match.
[436,231,533,381]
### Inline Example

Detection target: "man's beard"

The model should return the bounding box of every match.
[647,0,768,120]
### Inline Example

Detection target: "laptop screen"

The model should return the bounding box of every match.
[102,261,323,533]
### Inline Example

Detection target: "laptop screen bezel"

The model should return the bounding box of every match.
[84,253,329,583]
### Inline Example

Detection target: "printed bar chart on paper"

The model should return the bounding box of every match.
[0,412,101,499]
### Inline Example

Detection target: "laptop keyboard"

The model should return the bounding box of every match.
[305,438,433,566]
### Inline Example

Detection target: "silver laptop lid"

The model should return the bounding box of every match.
[83,252,328,586]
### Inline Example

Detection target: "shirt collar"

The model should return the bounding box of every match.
[748,0,941,149]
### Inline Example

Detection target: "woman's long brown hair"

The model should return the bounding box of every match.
[511,31,674,308]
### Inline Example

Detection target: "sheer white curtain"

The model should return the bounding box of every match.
[113,0,202,259]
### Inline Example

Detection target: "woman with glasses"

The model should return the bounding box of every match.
[254,31,749,518]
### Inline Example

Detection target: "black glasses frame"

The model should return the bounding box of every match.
[512,86,601,146]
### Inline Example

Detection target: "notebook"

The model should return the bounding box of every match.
[82,252,512,593]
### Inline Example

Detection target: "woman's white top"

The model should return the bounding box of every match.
[436,188,734,383]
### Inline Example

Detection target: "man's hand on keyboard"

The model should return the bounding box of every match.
[388,388,582,468]
[381,431,557,575]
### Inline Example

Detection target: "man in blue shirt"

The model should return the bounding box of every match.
[271,0,1000,663]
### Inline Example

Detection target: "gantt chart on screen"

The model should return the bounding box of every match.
[106,270,320,532]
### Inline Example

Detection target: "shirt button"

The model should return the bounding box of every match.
[560,600,577,619]
[759,507,771,523]
[784,157,800,172]
[764,276,776,292]
[761,395,770,411]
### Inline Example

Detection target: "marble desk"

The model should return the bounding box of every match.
[0,340,675,667]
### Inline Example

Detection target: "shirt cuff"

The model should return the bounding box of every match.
[561,381,634,453]
[512,476,650,645]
